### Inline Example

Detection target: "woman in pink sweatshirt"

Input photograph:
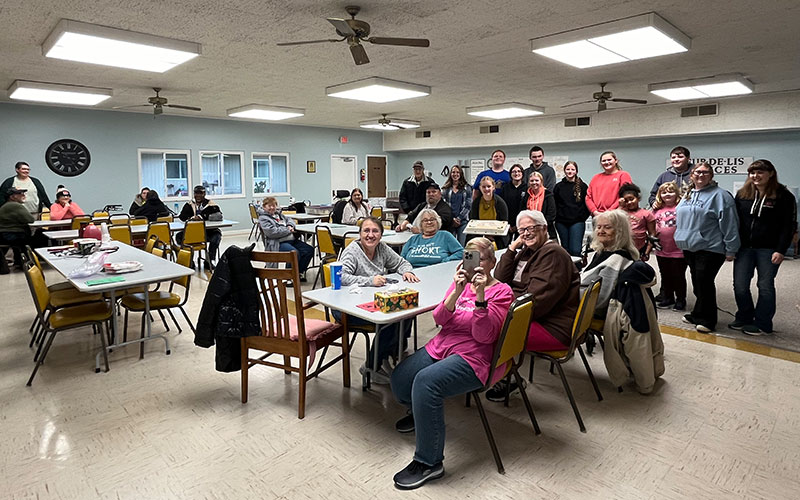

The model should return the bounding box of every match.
[390,237,513,489]
[585,151,633,216]
[49,188,85,220]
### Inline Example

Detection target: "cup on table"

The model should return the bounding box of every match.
[330,263,342,290]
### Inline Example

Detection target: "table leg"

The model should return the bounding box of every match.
[96,290,117,373]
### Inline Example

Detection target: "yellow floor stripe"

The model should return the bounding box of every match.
[660,324,800,363]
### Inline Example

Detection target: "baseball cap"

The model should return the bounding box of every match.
[193,185,206,193]
[426,182,441,191]
[412,161,424,169]
[6,187,27,196]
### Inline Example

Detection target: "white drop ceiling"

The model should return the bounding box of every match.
[2,0,799,130]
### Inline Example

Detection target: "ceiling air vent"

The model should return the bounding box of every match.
[480,125,500,134]
[564,116,591,127]
[415,130,431,138]
[681,103,718,117]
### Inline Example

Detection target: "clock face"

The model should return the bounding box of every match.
[45,139,91,177]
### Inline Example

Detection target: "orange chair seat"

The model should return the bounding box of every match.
[50,302,112,329]
[121,291,181,310]
[50,290,104,308]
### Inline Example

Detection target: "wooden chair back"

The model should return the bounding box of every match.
[250,251,306,342]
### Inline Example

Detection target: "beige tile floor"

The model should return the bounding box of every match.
[2,235,799,499]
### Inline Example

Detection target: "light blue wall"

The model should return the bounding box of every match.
[0,102,384,229]
[386,130,800,197]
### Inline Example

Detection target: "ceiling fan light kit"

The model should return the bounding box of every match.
[466,102,545,120]
[359,115,421,130]
[649,74,754,101]
[326,77,430,103]
[8,80,112,106]
[530,12,690,68]
[227,104,305,121]
[42,19,201,73]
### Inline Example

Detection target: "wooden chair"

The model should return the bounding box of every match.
[310,226,338,289]
[467,293,540,474]
[23,263,112,385]
[70,215,92,230]
[527,277,604,433]
[248,204,262,241]
[242,251,351,419]
[107,224,133,245]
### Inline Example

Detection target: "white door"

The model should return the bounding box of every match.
[331,155,357,198]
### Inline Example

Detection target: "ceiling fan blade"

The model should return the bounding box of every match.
[350,44,370,65]
[277,38,342,46]
[112,104,151,109]
[328,18,357,37]
[560,100,595,108]
[166,104,202,111]
[610,98,648,104]
[367,37,430,47]
[391,123,409,130]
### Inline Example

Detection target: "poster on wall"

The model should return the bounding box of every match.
[549,156,570,181]
[666,155,753,175]
[469,159,486,184]
[506,157,527,170]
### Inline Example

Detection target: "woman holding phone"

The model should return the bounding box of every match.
[336,217,419,383]
[390,237,513,489]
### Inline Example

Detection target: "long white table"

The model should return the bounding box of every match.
[35,242,193,371]
[293,222,414,248]
[42,219,239,242]
[284,213,327,223]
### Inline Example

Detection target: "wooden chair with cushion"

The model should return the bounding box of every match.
[242,251,351,419]
[466,293,540,474]
[527,277,604,433]
[24,263,112,385]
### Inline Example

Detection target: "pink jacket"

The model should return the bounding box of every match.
[50,202,85,220]
[426,281,514,385]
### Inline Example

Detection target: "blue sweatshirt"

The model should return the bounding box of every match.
[401,231,464,268]
[674,183,740,257]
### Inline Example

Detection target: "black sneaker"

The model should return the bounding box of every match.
[393,460,444,490]
[728,320,747,331]
[486,378,527,402]
[395,412,415,433]
[673,300,686,311]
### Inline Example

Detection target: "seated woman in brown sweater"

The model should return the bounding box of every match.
[490,209,580,400]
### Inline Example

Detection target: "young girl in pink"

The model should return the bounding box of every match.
[618,183,656,261]
[651,181,687,310]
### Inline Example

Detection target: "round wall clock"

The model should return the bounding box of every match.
[45,139,91,177]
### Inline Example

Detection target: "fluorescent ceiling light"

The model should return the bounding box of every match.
[530,12,690,68]
[466,102,545,120]
[649,75,754,101]
[227,104,305,121]
[359,118,421,130]
[326,77,430,103]
[8,80,112,105]
[42,19,201,73]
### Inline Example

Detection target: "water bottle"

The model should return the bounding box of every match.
[173,203,179,214]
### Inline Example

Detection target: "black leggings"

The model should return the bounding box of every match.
[656,255,687,301]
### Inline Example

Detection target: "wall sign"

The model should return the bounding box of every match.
[667,156,753,175]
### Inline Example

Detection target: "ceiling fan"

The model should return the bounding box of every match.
[373,114,413,130]
[277,5,430,66]
[561,83,647,112]
[113,88,201,116]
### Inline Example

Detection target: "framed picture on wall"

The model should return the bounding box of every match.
[307,161,316,173]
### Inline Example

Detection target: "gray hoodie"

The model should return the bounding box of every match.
[649,165,694,206]
[339,240,413,287]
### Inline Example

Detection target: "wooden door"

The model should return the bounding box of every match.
[367,155,386,198]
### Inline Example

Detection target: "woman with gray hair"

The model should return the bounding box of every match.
[401,208,463,267]
[580,209,639,314]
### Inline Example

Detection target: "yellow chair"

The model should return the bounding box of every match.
[310,226,339,289]
[147,222,174,259]
[39,208,51,221]
[108,224,133,245]
[467,293,540,474]
[182,220,209,270]
[109,214,131,226]
[341,231,359,253]
[156,215,173,223]
[70,215,92,230]
[371,206,383,219]
[527,277,604,433]
[242,251,350,419]
[130,216,149,226]
[92,210,109,219]
[121,246,196,349]
[248,203,261,241]
[24,264,112,385]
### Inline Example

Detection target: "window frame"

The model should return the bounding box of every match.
[137,148,193,202]
[198,150,246,199]
[251,151,291,197]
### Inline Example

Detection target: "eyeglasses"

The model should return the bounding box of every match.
[518,224,546,234]
[421,219,437,223]
[693,171,712,176]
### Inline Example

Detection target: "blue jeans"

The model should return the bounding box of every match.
[331,310,410,369]
[556,221,586,257]
[390,349,482,466]
[278,239,314,274]
[733,248,781,332]
[453,221,467,246]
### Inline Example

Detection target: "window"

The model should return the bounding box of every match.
[138,149,191,200]
[252,152,290,195]
[199,151,245,197]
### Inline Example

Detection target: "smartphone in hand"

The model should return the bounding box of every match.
[462,250,479,281]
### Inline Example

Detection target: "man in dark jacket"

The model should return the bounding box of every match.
[397,183,454,232]
[176,185,223,266]
[0,162,51,214]
[648,146,694,206]
[522,146,556,192]
[399,161,432,213]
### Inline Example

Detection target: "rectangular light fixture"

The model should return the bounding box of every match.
[326,77,430,103]
[227,104,305,121]
[649,75,754,101]
[42,19,201,73]
[359,118,421,130]
[466,102,545,120]
[530,12,690,68]
[8,80,112,105]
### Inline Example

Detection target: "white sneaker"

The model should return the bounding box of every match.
[695,324,712,334]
